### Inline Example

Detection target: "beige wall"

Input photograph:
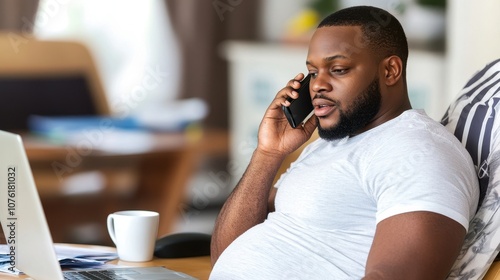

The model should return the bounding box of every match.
[446,1,500,104]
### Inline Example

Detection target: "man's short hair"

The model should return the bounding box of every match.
[318,6,408,73]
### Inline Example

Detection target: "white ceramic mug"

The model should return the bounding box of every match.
[107,210,159,262]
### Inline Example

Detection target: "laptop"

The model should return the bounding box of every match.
[0,130,197,280]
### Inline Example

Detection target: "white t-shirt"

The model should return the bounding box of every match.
[210,110,479,280]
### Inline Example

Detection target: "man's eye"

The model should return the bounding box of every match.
[332,68,348,74]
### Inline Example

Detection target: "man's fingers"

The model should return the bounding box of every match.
[281,73,306,105]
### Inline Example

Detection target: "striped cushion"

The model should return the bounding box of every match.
[442,58,500,279]
[441,58,500,205]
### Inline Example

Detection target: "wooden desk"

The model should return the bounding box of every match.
[113,255,212,280]
[21,129,228,245]
[12,244,212,280]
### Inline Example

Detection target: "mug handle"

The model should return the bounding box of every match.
[107,214,117,245]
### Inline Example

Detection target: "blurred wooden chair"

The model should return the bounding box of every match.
[0,32,110,131]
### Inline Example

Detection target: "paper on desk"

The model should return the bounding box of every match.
[64,129,155,154]
[0,244,118,275]
[53,244,118,265]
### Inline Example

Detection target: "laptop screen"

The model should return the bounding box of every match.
[0,130,64,279]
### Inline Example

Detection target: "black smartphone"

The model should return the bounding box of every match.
[282,74,314,128]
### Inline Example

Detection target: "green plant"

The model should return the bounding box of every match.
[309,0,339,17]
[417,0,446,9]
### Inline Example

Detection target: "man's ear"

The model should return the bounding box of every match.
[382,56,403,86]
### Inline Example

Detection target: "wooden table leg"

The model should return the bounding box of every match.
[135,146,200,236]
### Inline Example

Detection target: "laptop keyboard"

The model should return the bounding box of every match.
[62,266,197,280]
[63,269,133,280]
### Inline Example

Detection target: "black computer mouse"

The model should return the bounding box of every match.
[154,232,211,258]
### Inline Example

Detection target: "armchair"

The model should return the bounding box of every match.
[442,58,500,279]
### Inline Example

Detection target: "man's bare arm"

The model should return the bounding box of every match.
[210,150,285,265]
[363,211,465,280]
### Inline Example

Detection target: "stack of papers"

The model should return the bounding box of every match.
[0,244,118,275]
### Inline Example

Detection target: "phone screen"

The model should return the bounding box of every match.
[282,74,314,128]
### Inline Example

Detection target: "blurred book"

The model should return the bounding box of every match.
[28,115,140,135]
[28,98,208,136]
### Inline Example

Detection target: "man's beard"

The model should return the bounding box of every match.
[318,78,381,141]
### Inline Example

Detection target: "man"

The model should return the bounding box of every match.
[210,6,479,279]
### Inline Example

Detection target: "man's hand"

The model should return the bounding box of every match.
[257,73,318,159]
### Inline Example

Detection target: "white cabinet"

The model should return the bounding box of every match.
[222,42,308,183]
